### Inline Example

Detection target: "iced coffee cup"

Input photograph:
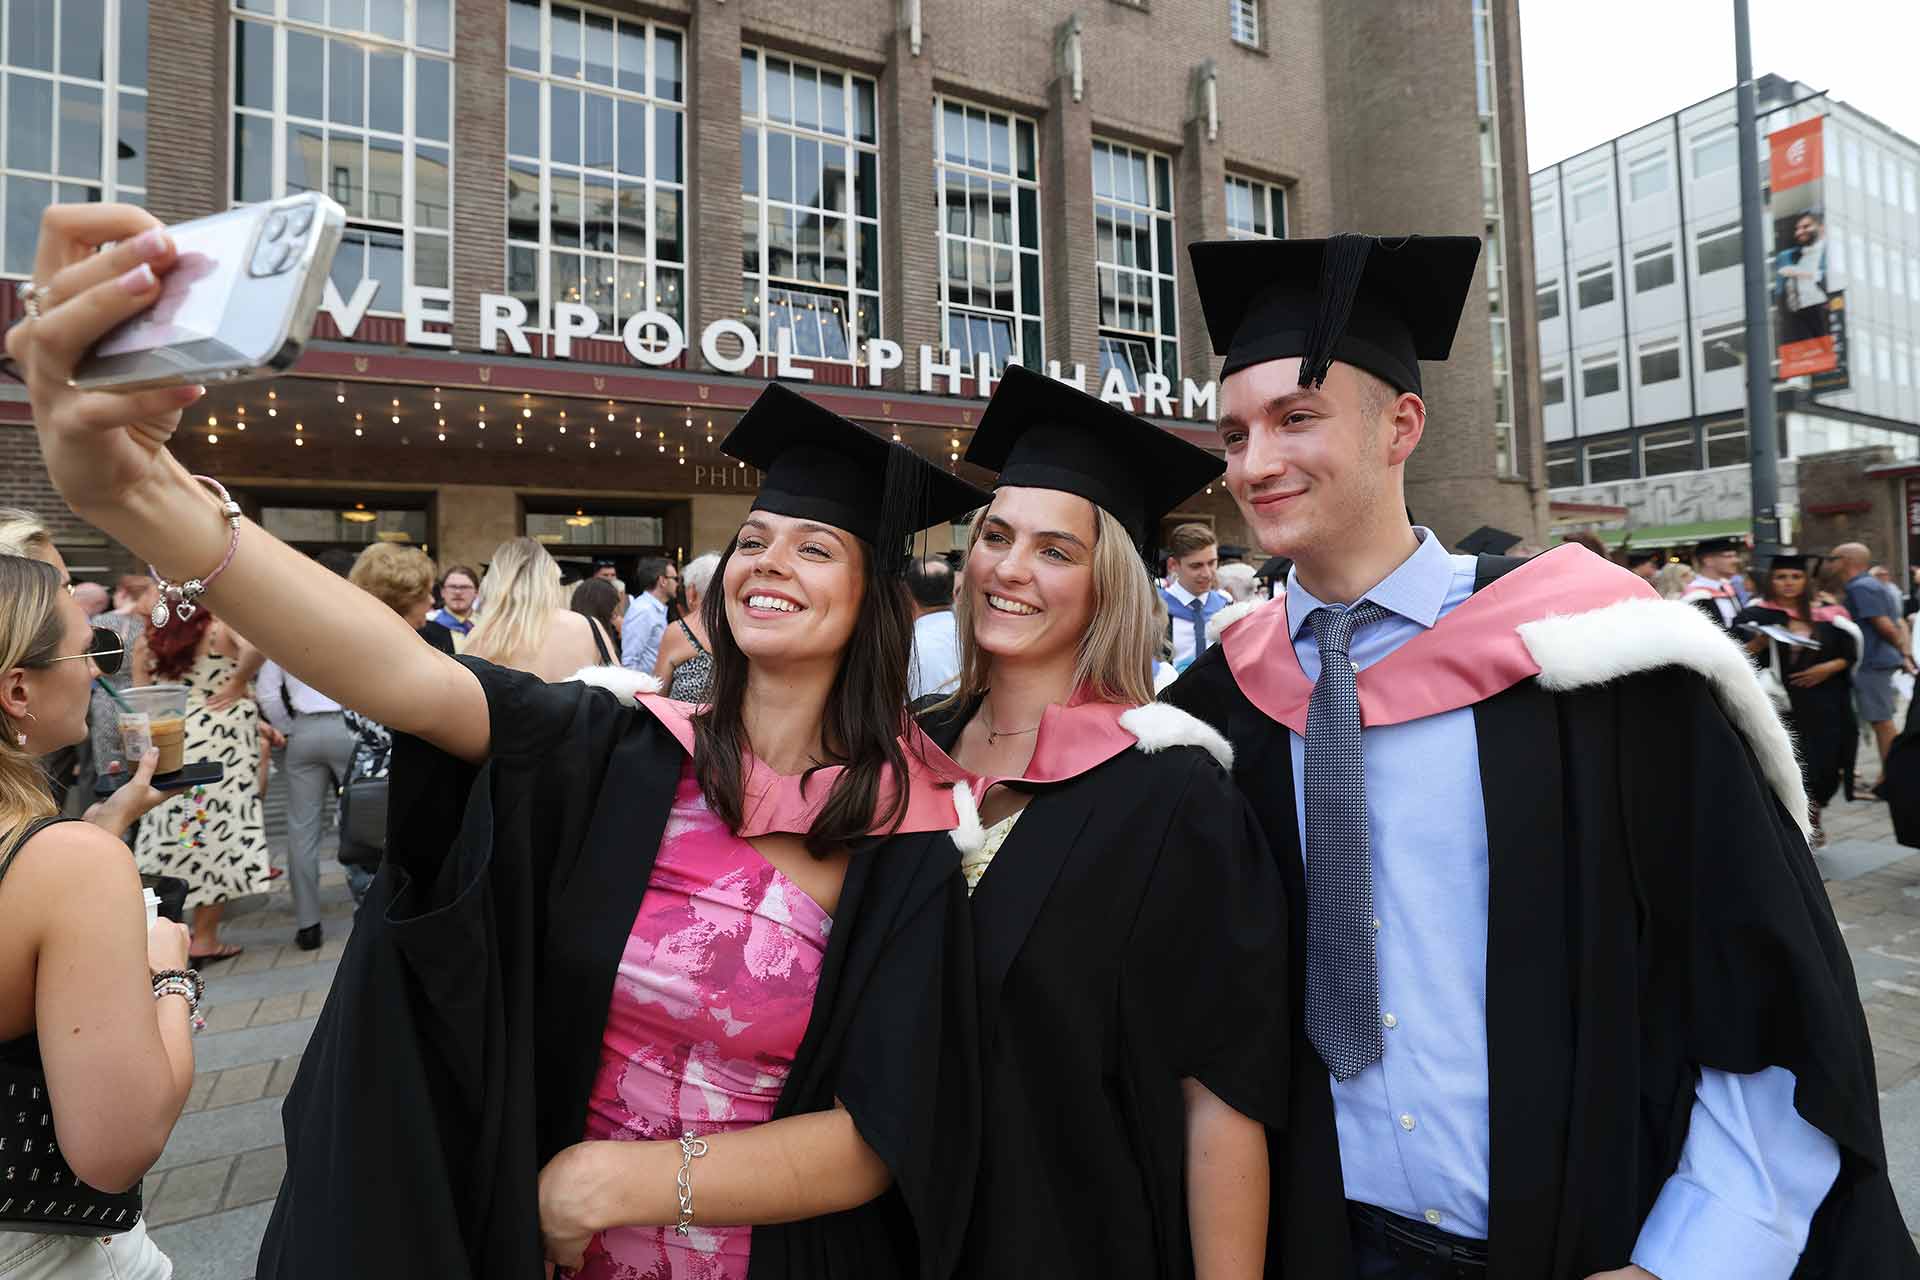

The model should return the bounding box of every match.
[115,684,190,776]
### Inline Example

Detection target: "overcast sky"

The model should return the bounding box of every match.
[1520,0,1920,171]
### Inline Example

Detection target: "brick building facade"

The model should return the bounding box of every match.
[1,0,1544,577]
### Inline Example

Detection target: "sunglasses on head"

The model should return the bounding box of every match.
[29,626,126,677]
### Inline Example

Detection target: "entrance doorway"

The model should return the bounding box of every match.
[522,496,691,586]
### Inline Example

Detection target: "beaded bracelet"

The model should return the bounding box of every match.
[152,968,207,1032]
[148,475,242,628]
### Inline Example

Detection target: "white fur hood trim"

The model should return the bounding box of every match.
[1517,597,1810,838]
[1120,702,1236,772]
[568,665,662,700]
[1206,600,1260,647]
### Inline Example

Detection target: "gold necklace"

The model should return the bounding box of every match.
[983,706,1040,747]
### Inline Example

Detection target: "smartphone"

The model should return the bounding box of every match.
[93,760,227,797]
[71,193,345,391]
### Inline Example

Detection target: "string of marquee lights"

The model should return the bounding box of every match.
[195,379,978,474]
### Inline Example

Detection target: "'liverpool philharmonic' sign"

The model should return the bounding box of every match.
[323,281,1220,423]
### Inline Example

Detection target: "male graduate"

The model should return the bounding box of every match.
[1682,536,1748,628]
[1163,233,1918,1280]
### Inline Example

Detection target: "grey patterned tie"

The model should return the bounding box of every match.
[1304,601,1390,1081]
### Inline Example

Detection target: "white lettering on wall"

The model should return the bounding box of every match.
[479,293,532,356]
[622,310,686,367]
[551,303,599,359]
[1098,364,1137,411]
[919,344,967,395]
[1181,377,1217,421]
[403,286,454,349]
[865,339,904,387]
[1140,371,1174,417]
[322,278,380,339]
[774,329,815,380]
[701,319,759,374]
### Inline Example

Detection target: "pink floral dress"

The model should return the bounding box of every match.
[567,761,832,1280]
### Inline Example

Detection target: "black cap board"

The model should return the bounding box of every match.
[1695,536,1744,555]
[1455,525,1521,557]
[1189,234,1482,395]
[965,364,1226,554]
[1768,552,1810,574]
[1625,551,1660,568]
[720,383,990,572]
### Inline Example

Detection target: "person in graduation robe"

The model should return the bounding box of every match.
[1682,537,1748,630]
[6,236,989,1280]
[915,364,1292,1280]
[1163,231,1918,1280]
[1732,553,1861,846]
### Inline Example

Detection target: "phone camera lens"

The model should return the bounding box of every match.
[286,204,315,237]
[264,210,288,241]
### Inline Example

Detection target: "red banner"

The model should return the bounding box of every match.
[1770,117,1824,192]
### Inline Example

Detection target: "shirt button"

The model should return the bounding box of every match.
[1425,1209,1443,1226]
[1399,1113,1416,1132]
[1372,917,1382,931]
[1382,1012,1398,1029]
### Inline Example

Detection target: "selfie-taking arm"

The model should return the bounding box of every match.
[9,204,490,763]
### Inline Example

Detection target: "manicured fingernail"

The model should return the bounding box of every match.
[132,228,171,258]
[174,384,206,403]
[118,263,157,293]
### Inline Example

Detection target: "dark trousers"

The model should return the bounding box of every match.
[1784,303,1829,342]
[1348,1203,1487,1279]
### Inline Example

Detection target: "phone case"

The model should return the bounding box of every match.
[93,760,227,796]
[70,193,346,391]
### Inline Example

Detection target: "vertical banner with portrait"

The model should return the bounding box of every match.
[1770,115,1848,388]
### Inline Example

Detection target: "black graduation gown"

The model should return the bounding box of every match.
[1163,565,1919,1280]
[1733,605,1859,809]
[916,699,1291,1280]
[259,658,979,1280]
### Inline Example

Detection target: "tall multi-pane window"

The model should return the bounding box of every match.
[740,48,879,362]
[505,0,683,339]
[1224,174,1285,240]
[1472,0,1515,476]
[1093,139,1176,390]
[232,0,453,315]
[1229,0,1259,47]
[934,98,1040,374]
[2,0,149,276]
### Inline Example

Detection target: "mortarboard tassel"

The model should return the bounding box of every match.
[1298,233,1373,390]
[873,437,932,578]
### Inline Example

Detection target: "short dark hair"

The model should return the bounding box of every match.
[905,557,953,609]
[439,564,479,590]
[1164,523,1217,568]
[634,557,671,593]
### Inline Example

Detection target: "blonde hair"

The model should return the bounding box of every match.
[947,500,1158,709]
[1654,561,1694,600]
[0,556,67,831]
[349,543,437,617]
[0,509,53,560]
[463,537,565,667]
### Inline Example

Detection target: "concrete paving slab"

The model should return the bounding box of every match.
[154,1097,285,1175]
[149,1200,273,1280]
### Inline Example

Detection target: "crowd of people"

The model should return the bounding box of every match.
[0,202,1915,1280]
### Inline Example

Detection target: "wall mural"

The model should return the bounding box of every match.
[1554,462,1800,530]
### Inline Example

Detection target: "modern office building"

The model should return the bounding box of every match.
[1534,74,1920,551]
[1,0,1545,575]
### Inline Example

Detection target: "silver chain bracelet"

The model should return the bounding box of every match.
[673,1131,710,1237]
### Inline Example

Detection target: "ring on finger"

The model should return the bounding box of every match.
[14,281,50,321]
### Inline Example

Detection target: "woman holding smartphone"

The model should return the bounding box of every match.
[10,206,987,1280]
[918,366,1290,1279]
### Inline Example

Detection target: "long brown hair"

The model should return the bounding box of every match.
[690,532,915,858]
[1,556,66,830]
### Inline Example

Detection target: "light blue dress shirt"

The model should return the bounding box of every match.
[621,591,669,674]
[1283,529,1839,1279]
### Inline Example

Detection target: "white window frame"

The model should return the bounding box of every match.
[1580,351,1621,398]
[1541,364,1565,406]
[1093,137,1178,392]
[504,0,685,340]
[1575,262,1614,309]
[1695,222,1741,275]
[1224,173,1285,240]
[230,0,455,317]
[1705,420,1747,468]
[1864,143,1882,198]
[1536,278,1561,320]
[1903,164,1917,214]
[1570,176,1609,223]
[1584,436,1633,482]
[1691,127,1736,179]
[1894,248,1908,299]
[740,46,880,365]
[1229,0,1259,48]
[2,0,149,277]
[1637,337,1681,386]
[1701,321,1744,372]
[1546,442,1580,488]
[1876,333,1892,383]
[933,95,1042,375]
[1632,242,1676,293]
[1626,150,1669,202]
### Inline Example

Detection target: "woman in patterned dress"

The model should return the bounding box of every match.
[132,607,272,963]
[653,552,720,702]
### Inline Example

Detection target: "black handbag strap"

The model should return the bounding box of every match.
[0,816,78,886]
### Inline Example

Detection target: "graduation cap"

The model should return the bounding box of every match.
[1768,551,1810,574]
[1218,543,1250,563]
[1694,536,1744,555]
[965,364,1226,556]
[1625,551,1661,568]
[1455,526,1521,557]
[1256,555,1293,583]
[1189,234,1482,395]
[720,383,990,573]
